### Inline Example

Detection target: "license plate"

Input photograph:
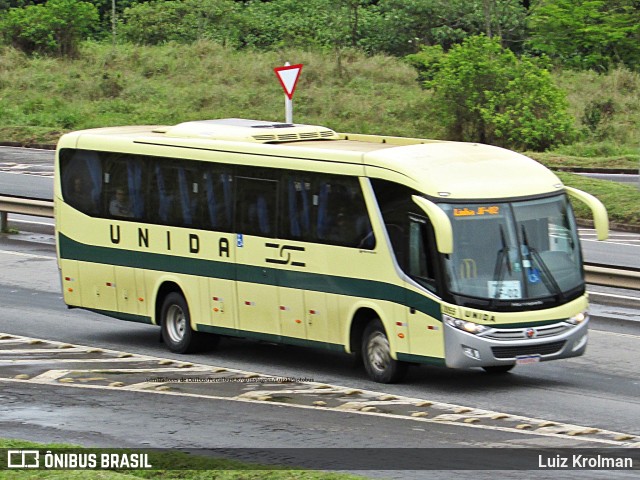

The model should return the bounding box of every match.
[516,354,541,365]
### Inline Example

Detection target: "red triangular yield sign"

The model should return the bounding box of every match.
[274,64,303,100]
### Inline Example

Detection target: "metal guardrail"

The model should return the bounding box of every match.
[584,263,640,291]
[0,195,53,217]
[0,195,54,232]
[1,196,639,291]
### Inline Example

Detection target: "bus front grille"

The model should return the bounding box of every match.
[482,323,571,340]
[491,341,566,359]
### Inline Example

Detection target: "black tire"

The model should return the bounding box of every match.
[482,365,515,374]
[160,292,210,354]
[361,319,408,384]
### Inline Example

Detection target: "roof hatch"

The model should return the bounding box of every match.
[152,118,338,143]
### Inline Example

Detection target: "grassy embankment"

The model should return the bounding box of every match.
[0,41,638,227]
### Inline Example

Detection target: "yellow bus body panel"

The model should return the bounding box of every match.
[54,120,599,370]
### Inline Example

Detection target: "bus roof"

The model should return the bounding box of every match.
[58,119,563,200]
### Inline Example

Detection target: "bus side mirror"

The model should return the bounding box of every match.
[411,195,453,254]
[565,187,609,241]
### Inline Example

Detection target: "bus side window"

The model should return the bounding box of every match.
[60,149,102,215]
[104,155,145,220]
[283,178,312,240]
[150,159,200,227]
[372,178,439,291]
[316,182,330,241]
[153,163,173,223]
[203,170,233,232]
[176,165,199,226]
[371,179,415,263]
[235,177,278,237]
[318,176,375,249]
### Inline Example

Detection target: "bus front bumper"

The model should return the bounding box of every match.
[443,317,589,369]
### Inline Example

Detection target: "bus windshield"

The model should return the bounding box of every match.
[438,194,583,306]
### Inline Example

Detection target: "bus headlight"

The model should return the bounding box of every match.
[443,314,489,335]
[567,311,588,326]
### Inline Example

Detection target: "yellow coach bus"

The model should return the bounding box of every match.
[54,119,608,383]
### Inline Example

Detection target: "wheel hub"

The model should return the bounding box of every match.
[166,305,186,343]
[367,332,391,373]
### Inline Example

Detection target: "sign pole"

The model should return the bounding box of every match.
[285,63,293,124]
[285,98,293,124]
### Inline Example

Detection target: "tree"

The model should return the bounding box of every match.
[361,0,528,56]
[0,1,47,11]
[526,0,640,71]
[240,0,375,50]
[120,0,242,46]
[412,35,576,151]
[0,0,98,56]
[87,0,147,40]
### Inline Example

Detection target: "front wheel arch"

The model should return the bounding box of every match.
[154,281,182,327]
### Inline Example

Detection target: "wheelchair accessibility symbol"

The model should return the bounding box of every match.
[528,268,541,283]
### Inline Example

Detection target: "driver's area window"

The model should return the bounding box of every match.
[408,216,437,293]
[371,178,440,294]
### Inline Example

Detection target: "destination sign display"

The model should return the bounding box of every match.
[453,206,500,217]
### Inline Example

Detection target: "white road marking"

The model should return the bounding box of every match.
[0,333,638,447]
[588,291,640,302]
[0,249,54,260]
[10,219,54,226]
[582,239,640,247]
[0,348,88,354]
[0,376,635,447]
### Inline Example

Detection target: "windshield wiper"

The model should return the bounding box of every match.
[490,225,511,306]
[520,225,565,301]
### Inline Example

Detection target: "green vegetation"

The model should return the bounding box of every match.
[0,0,98,56]
[556,172,640,228]
[527,0,640,71]
[0,1,638,155]
[120,0,242,47]
[0,439,365,480]
[552,66,640,158]
[0,39,637,158]
[408,36,575,150]
[0,1,637,227]
[0,42,431,143]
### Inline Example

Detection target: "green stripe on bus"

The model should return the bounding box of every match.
[86,308,152,325]
[197,324,345,352]
[396,352,446,366]
[58,233,442,320]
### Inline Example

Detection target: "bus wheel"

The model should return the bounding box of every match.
[361,319,407,384]
[161,292,205,354]
[482,365,514,374]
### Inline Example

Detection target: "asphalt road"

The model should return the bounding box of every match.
[0,236,638,457]
[578,173,640,186]
[0,146,53,200]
